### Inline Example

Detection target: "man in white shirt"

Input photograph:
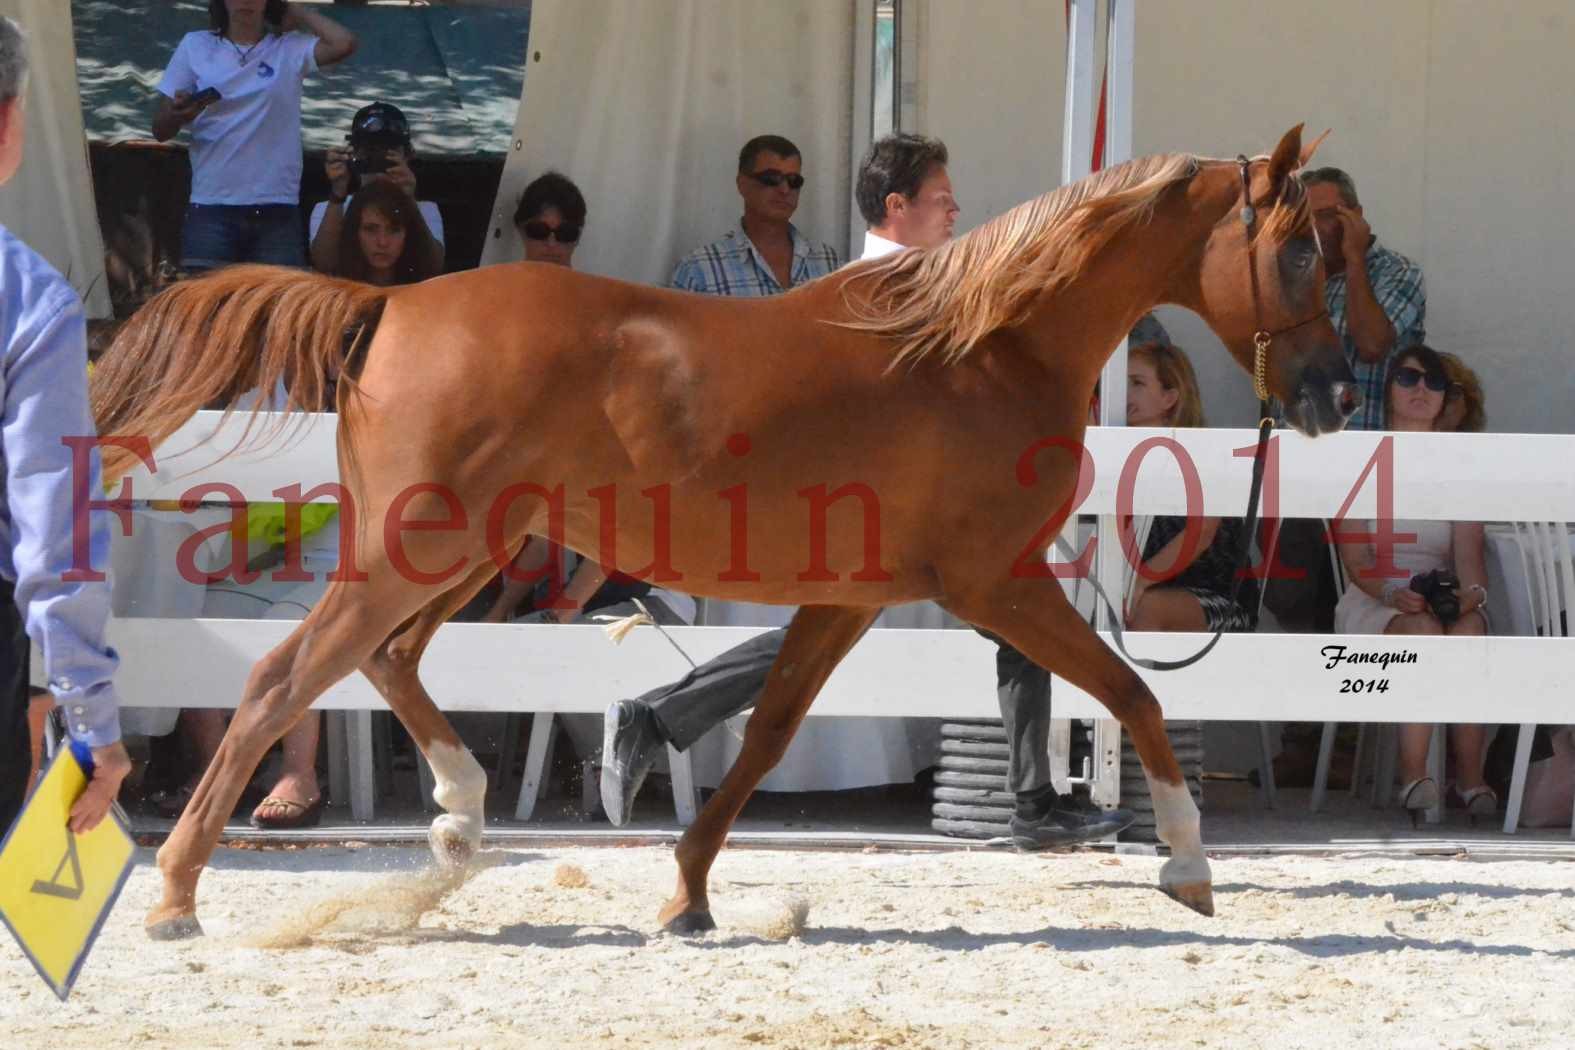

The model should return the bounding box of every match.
[854,133,958,259]
[309,102,445,275]
[602,134,1133,849]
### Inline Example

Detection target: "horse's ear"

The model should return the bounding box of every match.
[1266,123,1304,199]
[1299,128,1332,168]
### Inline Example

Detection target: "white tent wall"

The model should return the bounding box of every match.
[910,1,1574,436]
[481,0,855,282]
[0,0,109,317]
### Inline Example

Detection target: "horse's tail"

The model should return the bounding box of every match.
[91,265,389,483]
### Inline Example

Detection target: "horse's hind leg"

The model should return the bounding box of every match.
[145,530,483,940]
[144,623,310,938]
[945,579,1214,917]
[360,561,500,866]
[659,605,877,934]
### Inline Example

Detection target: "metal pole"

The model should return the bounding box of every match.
[848,0,878,262]
[1060,0,1097,189]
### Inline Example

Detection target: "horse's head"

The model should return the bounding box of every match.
[1194,125,1357,436]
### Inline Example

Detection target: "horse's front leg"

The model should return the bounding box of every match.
[659,605,878,934]
[945,578,1214,917]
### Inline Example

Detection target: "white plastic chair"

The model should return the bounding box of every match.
[1502,522,1575,835]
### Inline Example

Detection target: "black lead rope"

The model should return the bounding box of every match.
[1058,156,1277,672]
[1055,411,1273,672]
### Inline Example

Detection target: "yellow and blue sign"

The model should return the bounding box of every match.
[0,743,136,1000]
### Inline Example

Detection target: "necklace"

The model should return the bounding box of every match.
[227,33,264,65]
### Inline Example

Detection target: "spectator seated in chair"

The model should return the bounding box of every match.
[310,101,444,277]
[670,134,840,297]
[514,171,586,267]
[1122,341,1261,635]
[1332,345,1493,823]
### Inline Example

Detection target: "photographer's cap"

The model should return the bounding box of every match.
[349,102,410,147]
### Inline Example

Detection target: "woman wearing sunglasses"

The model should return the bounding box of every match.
[1333,344,1494,823]
[513,171,585,268]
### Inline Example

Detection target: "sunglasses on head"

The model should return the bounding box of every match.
[522,221,581,244]
[1393,365,1448,393]
[746,169,805,190]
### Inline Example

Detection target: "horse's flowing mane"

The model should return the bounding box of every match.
[841,152,1202,368]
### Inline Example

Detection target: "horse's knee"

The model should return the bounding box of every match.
[364,638,420,693]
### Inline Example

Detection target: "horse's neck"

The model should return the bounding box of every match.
[1017,171,1234,384]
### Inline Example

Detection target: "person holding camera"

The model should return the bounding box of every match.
[1333,344,1492,820]
[1296,167,1426,432]
[153,1,356,272]
[309,102,445,277]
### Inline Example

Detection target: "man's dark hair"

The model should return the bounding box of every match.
[855,134,949,226]
[514,171,587,229]
[209,0,287,36]
[737,134,801,174]
[1297,166,1361,208]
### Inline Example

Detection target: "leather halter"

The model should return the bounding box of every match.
[1236,154,1329,405]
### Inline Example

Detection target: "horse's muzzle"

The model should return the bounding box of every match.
[1284,379,1361,437]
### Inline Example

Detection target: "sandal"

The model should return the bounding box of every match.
[1458,784,1498,825]
[249,795,324,830]
[1396,776,1439,828]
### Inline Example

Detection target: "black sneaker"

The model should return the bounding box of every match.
[1009,795,1135,852]
[599,700,665,826]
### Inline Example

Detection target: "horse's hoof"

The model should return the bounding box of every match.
[1160,880,1215,918]
[428,814,480,869]
[146,912,204,941]
[662,909,717,936]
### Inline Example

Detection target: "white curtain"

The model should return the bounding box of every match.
[480,0,855,280]
[0,0,110,317]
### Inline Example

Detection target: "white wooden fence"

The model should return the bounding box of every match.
[62,413,1575,823]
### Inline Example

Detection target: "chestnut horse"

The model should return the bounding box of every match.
[92,125,1353,940]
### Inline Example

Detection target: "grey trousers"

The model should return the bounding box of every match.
[641,624,1052,795]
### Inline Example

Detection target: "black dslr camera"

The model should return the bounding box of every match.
[1409,568,1461,625]
[346,103,411,180]
[348,140,395,178]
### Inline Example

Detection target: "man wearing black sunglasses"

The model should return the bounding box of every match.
[671,134,840,297]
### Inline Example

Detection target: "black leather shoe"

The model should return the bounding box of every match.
[599,700,665,826]
[1009,797,1135,852]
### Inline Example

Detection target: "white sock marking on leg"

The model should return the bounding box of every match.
[1146,774,1211,886]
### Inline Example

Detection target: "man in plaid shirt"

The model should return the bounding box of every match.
[670,134,840,297]
[1298,167,1426,431]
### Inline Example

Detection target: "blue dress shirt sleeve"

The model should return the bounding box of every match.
[3,283,122,747]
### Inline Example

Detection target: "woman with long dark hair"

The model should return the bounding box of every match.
[152,1,356,271]
[336,179,442,286]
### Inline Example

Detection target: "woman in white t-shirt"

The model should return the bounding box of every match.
[152,1,356,272]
